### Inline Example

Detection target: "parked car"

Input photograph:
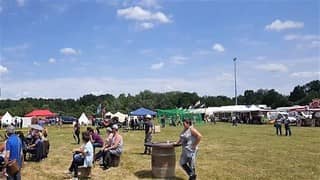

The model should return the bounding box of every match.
[279,112,297,123]
[60,116,77,124]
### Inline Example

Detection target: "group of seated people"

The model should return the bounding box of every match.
[94,124,123,169]
[22,128,50,162]
[67,124,123,179]
[0,126,50,179]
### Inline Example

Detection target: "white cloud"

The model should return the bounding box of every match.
[0,65,8,74]
[33,61,40,66]
[170,56,187,64]
[60,48,79,55]
[0,76,233,99]
[212,43,225,52]
[1,59,318,99]
[265,19,304,31]
[48,58,56,64]
[17,0,25,7]
[256,63,288,72]
[296,40,320,49]
[151,62,164,70]
[290,72,320,78]
[139,22,154,30]
[284,34,320,41]
[117,6,171,23]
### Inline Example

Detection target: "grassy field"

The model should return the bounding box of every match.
[5,123,320,180]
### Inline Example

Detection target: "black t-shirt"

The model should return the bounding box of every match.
[145,121,153,134]
[74,123,80,133]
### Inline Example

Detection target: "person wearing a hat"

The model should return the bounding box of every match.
[143,114,153,155]
[94,127,113,164]
[174,119,202,180]
[5,125,23,179]
[98,124,123,169]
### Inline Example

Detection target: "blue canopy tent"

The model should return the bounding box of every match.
[130,107,157,116]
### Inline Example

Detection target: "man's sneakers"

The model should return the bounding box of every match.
[189,174,197,180]
[102,166,110,170]
[64,170,72,175]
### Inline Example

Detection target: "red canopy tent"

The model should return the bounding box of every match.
[25,109,55,117]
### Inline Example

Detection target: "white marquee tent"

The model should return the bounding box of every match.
[12,116,32,128]
[190,105,268,115]
[104,112,113,117]
[112,112,128,123]
[78,112,89,125]
[22,117,32,128]
[1,112,13,126]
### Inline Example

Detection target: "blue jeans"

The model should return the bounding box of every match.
[69,153,84,177]
[7,171,21,180]
[180,149,197,176]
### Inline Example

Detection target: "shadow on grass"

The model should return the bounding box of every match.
[134,170,184,180]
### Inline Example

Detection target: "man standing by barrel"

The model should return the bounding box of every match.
[144,114,153,155]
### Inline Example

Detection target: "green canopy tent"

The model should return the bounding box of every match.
[157,109,203,126]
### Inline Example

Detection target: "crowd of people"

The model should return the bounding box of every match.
[66,114,204,180]
[0,107,305,180]
[0,113,204,180]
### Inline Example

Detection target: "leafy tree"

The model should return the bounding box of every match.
[0,80,318,116]
[289,85,306,102]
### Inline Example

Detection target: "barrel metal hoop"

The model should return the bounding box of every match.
[152,153,175,157]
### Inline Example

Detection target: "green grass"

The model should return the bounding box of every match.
[7,123,320,180]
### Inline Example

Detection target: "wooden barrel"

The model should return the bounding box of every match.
[151,145,176,178]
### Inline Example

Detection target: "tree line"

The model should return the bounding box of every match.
[0,80,319,118]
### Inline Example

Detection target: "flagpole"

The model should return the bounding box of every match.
[233,57,238,105]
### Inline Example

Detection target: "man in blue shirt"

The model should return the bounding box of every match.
[5,125,23,180]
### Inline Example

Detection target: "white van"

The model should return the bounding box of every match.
[267,111,297,123]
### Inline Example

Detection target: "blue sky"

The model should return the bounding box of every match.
[0,0,319,99]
